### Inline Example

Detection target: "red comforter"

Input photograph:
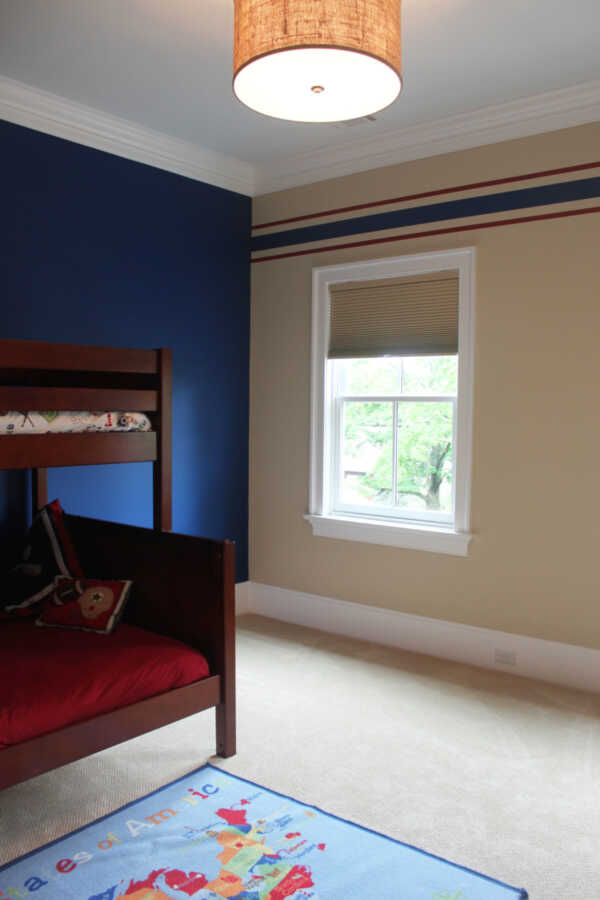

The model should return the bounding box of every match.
[0,620,210,748]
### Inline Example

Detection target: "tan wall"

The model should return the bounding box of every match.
[250,122,600,650]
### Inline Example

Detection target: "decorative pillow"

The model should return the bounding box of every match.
[36,576,132,634]
[2,499,83,618]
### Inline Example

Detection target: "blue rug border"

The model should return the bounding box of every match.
[0,762,528,899]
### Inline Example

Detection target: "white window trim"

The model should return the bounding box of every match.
[306,247,475,556]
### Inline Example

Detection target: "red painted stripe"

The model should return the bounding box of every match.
[252,161,600,231]
[251,205,600,263]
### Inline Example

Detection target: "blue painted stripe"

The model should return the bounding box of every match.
[251,177,600,252]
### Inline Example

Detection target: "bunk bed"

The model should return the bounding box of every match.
[0,338,236,791]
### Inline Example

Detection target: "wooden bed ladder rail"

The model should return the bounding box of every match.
[32,468,48,515]
[153,347,172,532]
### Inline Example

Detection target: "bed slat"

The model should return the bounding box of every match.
[0,432,157,469]
[0,339,158,374]
[0,387,158,411]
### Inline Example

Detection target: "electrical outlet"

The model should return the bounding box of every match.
[494,648,517,666]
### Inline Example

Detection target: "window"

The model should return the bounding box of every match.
[306,248,475,556]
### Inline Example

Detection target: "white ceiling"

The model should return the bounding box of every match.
[1,0,599,195]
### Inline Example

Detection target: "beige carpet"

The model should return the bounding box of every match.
[1,613,599,898]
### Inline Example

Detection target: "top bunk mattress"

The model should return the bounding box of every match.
[0,411,151,434]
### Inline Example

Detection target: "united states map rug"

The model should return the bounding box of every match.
[0,765,528,899]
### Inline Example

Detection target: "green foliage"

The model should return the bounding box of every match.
[344,402,392,448]
[342,357,456,511]
[344,355,457,395]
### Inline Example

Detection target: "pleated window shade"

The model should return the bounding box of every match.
[328,270,459,359]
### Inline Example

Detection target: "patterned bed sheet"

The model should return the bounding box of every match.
[0,411,152,434]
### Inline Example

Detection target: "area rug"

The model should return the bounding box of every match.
[0,765,528,899]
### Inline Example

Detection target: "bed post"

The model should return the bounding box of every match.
[153,347,172,532]
[32,468,48,515]
[216,539,236,757]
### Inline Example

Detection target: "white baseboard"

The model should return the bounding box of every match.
[235,581,251,616]
[241,582,599,694]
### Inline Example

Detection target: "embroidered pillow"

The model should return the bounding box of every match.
[36,576,132,634]
[2,499,83,618]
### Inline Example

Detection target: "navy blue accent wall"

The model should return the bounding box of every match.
[0,120,250,581]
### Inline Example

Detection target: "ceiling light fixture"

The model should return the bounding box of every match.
[233,0,402,124]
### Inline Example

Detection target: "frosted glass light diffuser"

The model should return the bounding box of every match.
[233,0,402,123]
[234,48,401,122]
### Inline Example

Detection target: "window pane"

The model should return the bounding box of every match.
[397,401,454,513]
[400,356,457,394]
[340,356,457,395]
[342,358,403,394]
[341,401,393,505]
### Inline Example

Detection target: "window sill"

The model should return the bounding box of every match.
[304,514,472,556]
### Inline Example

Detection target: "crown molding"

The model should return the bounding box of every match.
[253,79,600,195]
[0,75,255,197]
[2,75,599,199]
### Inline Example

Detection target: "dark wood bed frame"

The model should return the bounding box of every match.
[0,338,236,791]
